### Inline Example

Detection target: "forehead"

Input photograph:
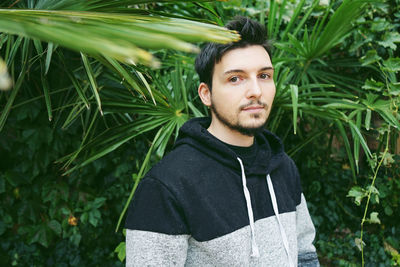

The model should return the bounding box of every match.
[215,45,272,74]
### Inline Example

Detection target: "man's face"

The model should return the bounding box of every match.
[208,45,276,136]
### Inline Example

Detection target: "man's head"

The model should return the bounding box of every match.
[196,17,275,137]
[195,16,272,91]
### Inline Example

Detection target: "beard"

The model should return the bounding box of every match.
[210,100,269,137]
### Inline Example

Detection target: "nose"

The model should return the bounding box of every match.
[246,78,262,99]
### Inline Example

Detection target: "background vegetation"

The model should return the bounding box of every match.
[0,0,399,266]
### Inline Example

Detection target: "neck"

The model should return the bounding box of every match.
[207,119,254,147]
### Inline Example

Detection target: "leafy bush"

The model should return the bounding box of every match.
[0,103,144,266]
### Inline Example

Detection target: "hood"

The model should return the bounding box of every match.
[174,117,286,175]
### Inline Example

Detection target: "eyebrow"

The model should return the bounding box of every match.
[223,66,274,75]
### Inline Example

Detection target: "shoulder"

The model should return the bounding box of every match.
[271,152,303,204]
[283,153,299,176]
[145,144,212,190]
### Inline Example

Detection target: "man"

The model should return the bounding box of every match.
[125,16,319,266]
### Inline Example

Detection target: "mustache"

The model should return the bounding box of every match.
[239,101,268,110]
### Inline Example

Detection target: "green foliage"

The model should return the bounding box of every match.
[295,131,400,266]
[0,2,239,66]
[0,0,399,265]
[0,101,149,265]
[0,97,185,264]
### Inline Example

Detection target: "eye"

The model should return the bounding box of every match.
[229,76,240,83]
[259,73,270,79]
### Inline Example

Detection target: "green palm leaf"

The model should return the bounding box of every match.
[0,9,239,66]
[309,0,375,59]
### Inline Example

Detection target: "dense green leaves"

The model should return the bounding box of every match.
[0,0,399,265]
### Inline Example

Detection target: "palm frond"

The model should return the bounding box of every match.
[0,9,239,66]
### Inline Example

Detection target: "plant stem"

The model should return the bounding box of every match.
[360,127,390,266]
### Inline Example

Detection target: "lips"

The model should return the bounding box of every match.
[240,101,268,113]
[241,103,267,113]
[242,105,265,111]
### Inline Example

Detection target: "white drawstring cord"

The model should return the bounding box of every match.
[237,157,260,258]
[266,174,294,267]
[236,158,293,265]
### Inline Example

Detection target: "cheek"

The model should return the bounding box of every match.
[213,90,236,104]
[265,87,276,103]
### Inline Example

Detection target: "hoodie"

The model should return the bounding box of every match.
[125,117,319,266]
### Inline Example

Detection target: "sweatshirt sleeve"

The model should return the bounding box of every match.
[125,177,190,266]
[126,230,189,267]
[296,194,320,267]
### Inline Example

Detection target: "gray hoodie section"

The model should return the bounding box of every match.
[126,194,318,266]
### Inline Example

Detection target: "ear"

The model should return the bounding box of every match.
[198,82,211,107]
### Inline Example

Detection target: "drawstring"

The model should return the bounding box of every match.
[237,157,293,266]
[266,174,294,267]
[237,158,260,258]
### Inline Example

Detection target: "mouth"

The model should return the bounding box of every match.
[241,105,266,113]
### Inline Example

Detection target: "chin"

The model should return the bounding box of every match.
[241,118,267,129]
[236,125,266,136]
[237,120,267,133]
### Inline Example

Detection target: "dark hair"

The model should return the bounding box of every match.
[195,16,271,89]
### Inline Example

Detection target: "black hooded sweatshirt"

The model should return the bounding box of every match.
[125,117,319,266]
